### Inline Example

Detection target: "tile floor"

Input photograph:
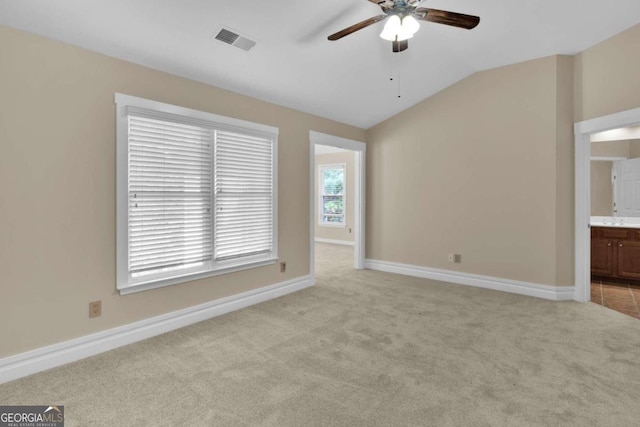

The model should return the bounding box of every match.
[591,279,640,319]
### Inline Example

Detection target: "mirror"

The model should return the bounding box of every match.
[591,139,640,218]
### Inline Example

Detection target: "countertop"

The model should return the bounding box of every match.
[591,216,640,229]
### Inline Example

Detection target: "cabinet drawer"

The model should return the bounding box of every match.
[600,228,631,239]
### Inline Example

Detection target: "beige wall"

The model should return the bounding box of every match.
[314,151,355,242]
[590,140,640,158]
[629,140,640,158]
[365,22,640,288]
[3,19,640,358]
[554,55,575,286]
[591,140,631,158]
[574,24,640,122]
[591,161,614,216]
[366,56,571,286]
[0,25,365,357]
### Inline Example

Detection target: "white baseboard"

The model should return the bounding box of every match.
[314,238,354,246]
[365,259,575,301]
[0,275,314,384]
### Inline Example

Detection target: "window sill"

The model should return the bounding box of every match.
[118,257,278,295]
[319,222,346,228]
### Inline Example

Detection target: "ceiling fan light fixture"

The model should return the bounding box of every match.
[401,15,420,36]
[379,14,420,42]
[379,15,401,41]
[327,1,480,53]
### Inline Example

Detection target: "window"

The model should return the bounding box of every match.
[116,94,278,294]
[319,164,345,226]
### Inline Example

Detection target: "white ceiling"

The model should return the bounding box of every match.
[2,0,640,129]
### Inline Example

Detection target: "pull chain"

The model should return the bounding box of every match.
[389,47,402,98]
[389,47,394,82]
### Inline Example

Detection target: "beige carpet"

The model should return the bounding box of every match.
[2,243,640,426]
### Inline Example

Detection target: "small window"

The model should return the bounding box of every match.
[116,94,278,294]
[319,164,345,227]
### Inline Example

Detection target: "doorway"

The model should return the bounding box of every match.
[589,139,640,318]
[309,131,366,279]
[574,107,640,304]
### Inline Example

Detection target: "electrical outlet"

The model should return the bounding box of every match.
[89,301,102,318]
[448,254,462,263]
[280,262,286,273]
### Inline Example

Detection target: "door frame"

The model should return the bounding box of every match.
[309,131,366,278]
[574,106,640,302]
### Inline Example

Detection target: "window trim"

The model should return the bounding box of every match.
[115,93,278,295]
[318,163,346,228]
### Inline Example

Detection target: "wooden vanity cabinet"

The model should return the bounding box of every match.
[617,241,640,279]
[591,237,614,276]
[591,226,640,280]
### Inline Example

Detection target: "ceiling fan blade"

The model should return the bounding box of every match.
[414,8,480,30]
[368,0,393,12]
[328,15,387,41]
[392,40,408,53]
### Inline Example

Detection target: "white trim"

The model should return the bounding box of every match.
[365,259,575,301]
[272,134,279,266]
[116,95,129,293]
[310,131,366,272]
[115,93,278,294]
[590,156,627,161]
[590,125,640,142]
[309,131,365,152]
[0,275,313,385]
[575,107,640,135]
[309,140,315,280]
[354,150,365,270]
[574,107,640,303]
[314,238,355,246]
[115,93,278,135]
[119,257,278,295]
[575,132,591,303]
[318,222,346,228]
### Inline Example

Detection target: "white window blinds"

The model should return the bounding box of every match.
[215,130,274,261]
[128,115,213,278]
[117,94,278,292]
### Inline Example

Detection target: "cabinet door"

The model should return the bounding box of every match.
[616,241,640,279]
[591,239,614,276]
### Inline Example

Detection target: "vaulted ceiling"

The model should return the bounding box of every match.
[1,0,640,128]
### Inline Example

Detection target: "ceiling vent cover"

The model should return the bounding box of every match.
[214,28,256,52]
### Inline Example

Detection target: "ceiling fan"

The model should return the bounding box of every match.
[328,0,480,52]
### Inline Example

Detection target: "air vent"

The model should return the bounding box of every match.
[215,28,239,45]
[213,28,256,52]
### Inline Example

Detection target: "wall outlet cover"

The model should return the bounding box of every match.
[89,301,102,318]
